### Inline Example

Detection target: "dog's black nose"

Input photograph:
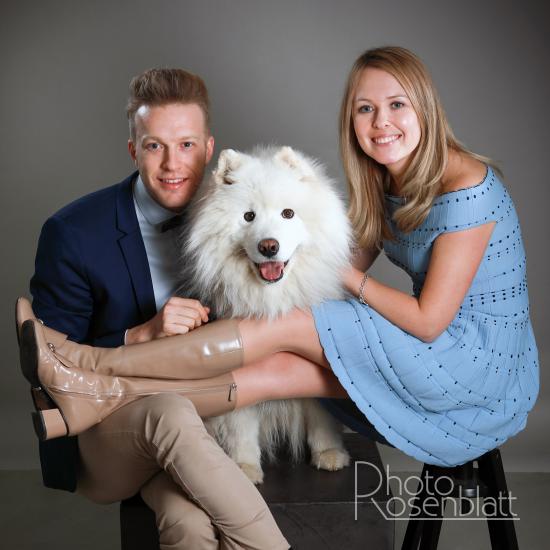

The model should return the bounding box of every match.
[258,238,279,258]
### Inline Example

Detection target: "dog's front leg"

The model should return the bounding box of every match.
[303,399,350,471]
[224,407,265,484]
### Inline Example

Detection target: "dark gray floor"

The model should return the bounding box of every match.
[1,469,549,549]
[0,470,119,550]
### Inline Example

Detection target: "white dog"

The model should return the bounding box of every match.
[180,146,352,484]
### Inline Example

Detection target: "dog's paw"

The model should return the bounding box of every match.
[238,462,264,484]
[311,448,351,471]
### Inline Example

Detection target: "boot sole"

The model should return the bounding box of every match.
[31,410,47,441]
[20,320,40,387]
[14,298,21,347]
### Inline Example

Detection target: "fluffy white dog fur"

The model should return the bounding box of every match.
[180,146,352,484]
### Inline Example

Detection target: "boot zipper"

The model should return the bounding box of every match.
[46,343,75,371]
[47,383,234,399]
[228,382,237,402]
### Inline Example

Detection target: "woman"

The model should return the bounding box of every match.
[19,46,539,470]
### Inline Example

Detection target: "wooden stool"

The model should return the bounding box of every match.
[401,448,519,550]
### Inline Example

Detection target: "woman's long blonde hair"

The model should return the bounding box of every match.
[340,46,492,249]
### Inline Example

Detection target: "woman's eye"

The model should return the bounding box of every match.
[391,101,405,109]
[358,105,373,113]
[281,209,294,219]
[244,211,255,222]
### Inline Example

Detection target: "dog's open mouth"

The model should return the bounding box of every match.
[255,261,289,283]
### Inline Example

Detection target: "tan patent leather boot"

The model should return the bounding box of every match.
[16,297,73,416]
[15,297,243,380]
[19,319,238,441]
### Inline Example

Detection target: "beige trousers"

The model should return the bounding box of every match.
[76,393,289,550]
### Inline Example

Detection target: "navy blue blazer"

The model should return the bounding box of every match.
[30,172,156,491]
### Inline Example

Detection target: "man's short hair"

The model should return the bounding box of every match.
[126,68,210,139]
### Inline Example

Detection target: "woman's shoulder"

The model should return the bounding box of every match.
[439,153,488,195]
[428,153,511,233]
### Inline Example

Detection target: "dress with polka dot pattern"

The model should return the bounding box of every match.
[312,166,539,466]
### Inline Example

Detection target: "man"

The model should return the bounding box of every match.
[27,69,288,550]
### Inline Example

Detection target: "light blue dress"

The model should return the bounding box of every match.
[312,167,539,466]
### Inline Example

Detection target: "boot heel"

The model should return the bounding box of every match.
[30,387,56,411]
[32,409,68,441]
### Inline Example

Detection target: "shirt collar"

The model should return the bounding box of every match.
[134,176,178,226]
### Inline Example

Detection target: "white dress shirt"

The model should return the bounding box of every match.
[133,176,183,312]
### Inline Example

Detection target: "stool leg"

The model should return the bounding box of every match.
[418,501,445,550]
[477,449,519,550]
[401,464,430,550]
[402,516,423,550]
[418,466,446,550]
[403,463,448,550]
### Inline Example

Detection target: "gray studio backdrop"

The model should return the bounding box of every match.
[2,0,548,471]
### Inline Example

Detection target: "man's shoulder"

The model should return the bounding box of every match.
[50,172,137,228]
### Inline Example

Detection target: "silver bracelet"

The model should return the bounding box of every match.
[358,272,370,305]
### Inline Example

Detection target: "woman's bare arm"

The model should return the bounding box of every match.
[344,222,495,342]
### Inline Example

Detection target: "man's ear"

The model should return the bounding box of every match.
[274,146,316,182]
[128,140,137,165]
[213,149,244,185]
[205,136,215,165]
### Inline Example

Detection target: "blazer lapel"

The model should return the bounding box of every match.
[115,173,157,322]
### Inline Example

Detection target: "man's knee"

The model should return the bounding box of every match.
[161,510,218,550]
[142,471,218,549]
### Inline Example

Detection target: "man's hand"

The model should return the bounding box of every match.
[125,297,210,344]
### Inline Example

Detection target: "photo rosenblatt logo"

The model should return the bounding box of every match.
[354,461,519,521]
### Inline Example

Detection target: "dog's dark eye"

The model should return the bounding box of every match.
[281,209,294,219]
[244,211,255,222]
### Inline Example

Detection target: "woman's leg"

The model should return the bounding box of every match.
[21,316,345,440]
[19,296,328,381]
[19,305,342,440]
[231,351,347,410]
[239,308,328,368]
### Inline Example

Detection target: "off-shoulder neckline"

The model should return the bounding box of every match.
[384,165,492,204]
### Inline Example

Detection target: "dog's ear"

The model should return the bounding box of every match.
[274,146,316,182]
[213,149,243,185]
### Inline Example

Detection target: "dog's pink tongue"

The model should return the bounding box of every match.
[259,261,285,281]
